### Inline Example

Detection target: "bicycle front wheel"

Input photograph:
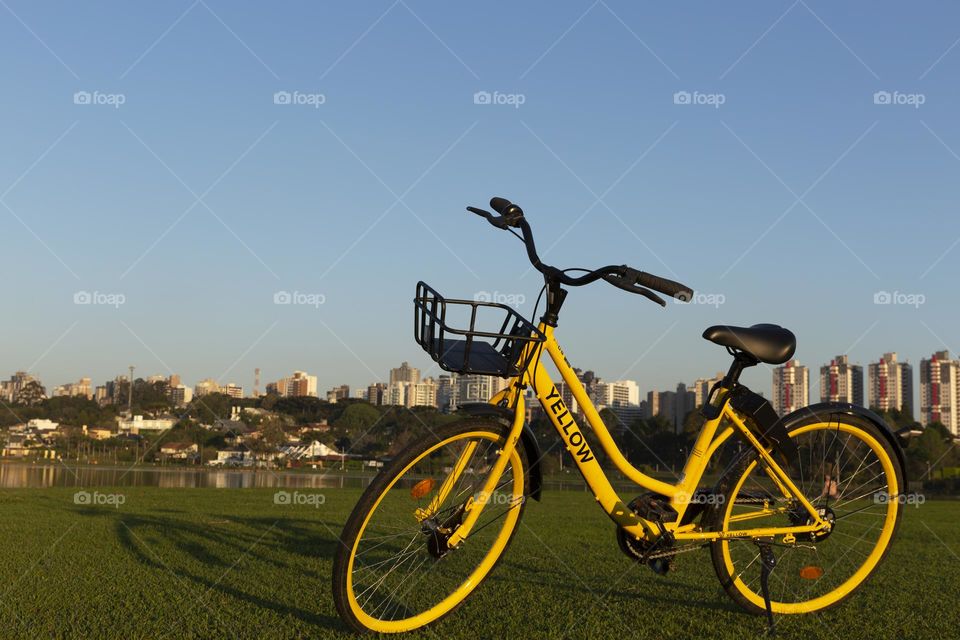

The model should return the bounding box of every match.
[332,418,528,634]
[709,411,904,615]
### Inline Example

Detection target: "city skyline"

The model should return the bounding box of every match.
[12,347,952,427]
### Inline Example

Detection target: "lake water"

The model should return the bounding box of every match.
[0,463,375,489]
[0,462,599,491]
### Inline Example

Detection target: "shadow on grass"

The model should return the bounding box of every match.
[71,505,350,635]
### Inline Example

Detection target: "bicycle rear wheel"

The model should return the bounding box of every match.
[332,418,528,633]
[709,411,903,615]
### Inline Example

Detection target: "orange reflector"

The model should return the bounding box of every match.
[410,478,435,500]
[799,565,824,580]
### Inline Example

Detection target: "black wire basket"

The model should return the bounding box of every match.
[414,281,545,378]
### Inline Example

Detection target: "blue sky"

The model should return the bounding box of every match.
[1,1,958,404]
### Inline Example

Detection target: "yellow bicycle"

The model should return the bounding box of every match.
[332,197,906,634]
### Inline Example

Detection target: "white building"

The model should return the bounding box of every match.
[819,355,864,405]
[867,352,913,416]
[27,418,59,432]
[117,415,175,434]
[406,378,438,408]
[772,360,809,416]
[194,378,221,397]
[690,372,725,407]
[457,375,508,404]
[272,371,318,398]
[170,385,193,407]
[590,379,640,407]
[920,351,960,436]
[280,440,340,460]
[53,377,93,400]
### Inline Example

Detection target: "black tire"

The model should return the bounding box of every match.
[706,410,905,616]
[332,418,531,634]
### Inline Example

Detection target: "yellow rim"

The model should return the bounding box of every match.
[719,421,899,614]
[345,429,524,633]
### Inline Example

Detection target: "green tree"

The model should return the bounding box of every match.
[15,381,46,406]
[335,403,381,434]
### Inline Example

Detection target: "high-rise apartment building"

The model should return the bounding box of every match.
[920,351,960,435]
[647,383,695,432]
[53,377,93,400]
[389,362,420,385]
[690,372,725,407]
[590,380,640,408]
[366,383,385,406]
[819,355,864,405]
[868,352,913,416]
[194,378,221,397]
[169,385,193,407]
[272,371,318,398]
[457,375,507,405]
[436,375,456,412]
[222,383,243,399]
[0,371,40,403]
[406,378,438,408]
[326,385,351,403]
[772,360,809,416]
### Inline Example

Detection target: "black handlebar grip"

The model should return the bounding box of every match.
[490,197,512,215]
[636,271,694,302]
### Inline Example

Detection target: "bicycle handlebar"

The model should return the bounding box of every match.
[467,197,694,306]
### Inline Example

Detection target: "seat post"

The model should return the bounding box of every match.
[723,350,759,388]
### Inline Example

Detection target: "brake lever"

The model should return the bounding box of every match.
[466,206,492,218]
[466,206,509,229]
[602,273,666,307]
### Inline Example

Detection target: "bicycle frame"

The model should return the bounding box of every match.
[445,323,827,548]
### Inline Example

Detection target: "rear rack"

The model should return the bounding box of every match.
[414,281,545,378]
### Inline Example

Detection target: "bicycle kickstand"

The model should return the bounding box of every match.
[755,539,777,635]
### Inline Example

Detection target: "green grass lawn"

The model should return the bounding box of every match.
[0,487,956,639]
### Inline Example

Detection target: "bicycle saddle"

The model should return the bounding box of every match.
[702,324,796,364]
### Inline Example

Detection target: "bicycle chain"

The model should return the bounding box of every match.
[645,543,708,560]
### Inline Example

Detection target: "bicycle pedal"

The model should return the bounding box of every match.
[628,493,678,523]
[648,556,672,576]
